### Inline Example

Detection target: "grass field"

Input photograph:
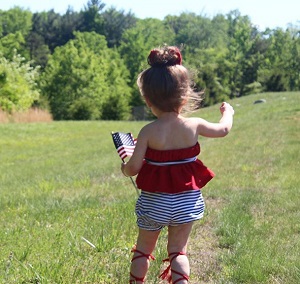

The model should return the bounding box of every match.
[0,92,299,283]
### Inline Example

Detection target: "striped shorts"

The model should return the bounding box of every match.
[135,190,205,231]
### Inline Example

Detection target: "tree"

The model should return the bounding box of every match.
[188,47,230,106]
[26,12,50,67]
[27,9,83,68]
[54,7,83,50]
[0,31,29,60]
[0,7,32,37]
[288,27,300,90]
[0,7,33,60]
[119,18,175,106]
[26,30,50,68]
[80,0,106,33]
[102,7,137,47]
[40,32,131,120]
[37,10,62,53]
[224,10,262,97]
[166,13,216,51]
[258,27,300,91]
[0,52,40,112]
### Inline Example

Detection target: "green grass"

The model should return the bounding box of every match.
[0,92,299,283]
[194,92,300,283]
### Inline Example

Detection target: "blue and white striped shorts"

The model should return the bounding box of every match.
[135,190,205,231]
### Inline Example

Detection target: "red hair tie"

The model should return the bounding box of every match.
[170,47,182,65]
[147,49,160,66]
[147,47,182,67]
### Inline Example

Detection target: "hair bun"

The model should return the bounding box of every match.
[147,46,182,67]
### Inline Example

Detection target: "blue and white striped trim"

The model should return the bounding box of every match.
[145,156,197,166]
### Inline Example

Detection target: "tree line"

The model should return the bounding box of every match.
[0,0,299,120]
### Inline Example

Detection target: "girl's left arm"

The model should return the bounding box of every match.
[121,127,148,177]
[197,102,234,138]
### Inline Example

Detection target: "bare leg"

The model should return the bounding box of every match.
[167,222,193,284]
[130,228,160,283]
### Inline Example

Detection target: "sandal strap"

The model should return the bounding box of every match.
[168,251,186,263]
[131,246,155,262]
[159,252,188,283]
[171,268,189,283]
[129,246,155,283]
[130,272,145,283]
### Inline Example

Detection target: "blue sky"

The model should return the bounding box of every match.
[1,0,299,31]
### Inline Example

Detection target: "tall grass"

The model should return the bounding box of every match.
[0,92,299,283]
[0,108,52,123]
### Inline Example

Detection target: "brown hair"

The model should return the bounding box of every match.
[137,46,202,113]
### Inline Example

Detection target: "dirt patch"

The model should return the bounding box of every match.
[188,196,224,283]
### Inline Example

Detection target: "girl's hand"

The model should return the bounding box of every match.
[220,102,234,115]
[121,162,129,177]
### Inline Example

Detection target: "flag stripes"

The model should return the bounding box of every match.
[112,132,136,160]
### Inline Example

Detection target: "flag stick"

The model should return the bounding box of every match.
[121,157,140,197]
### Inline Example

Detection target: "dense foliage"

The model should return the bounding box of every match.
[0,52,40,112]
[0,0,299,119]
[41,32,131,120]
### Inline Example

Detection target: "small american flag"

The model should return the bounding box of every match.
[112,132,137,160]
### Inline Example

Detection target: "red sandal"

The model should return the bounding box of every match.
[159,252,189,283]
[129,245,155,283]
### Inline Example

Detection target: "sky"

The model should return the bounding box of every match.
[0,0,299,31]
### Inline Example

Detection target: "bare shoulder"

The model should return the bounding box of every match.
[137,122,156,145]
[184,116,206,126]
[139,121,155,136]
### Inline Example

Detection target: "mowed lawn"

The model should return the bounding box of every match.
[0,92,299,283]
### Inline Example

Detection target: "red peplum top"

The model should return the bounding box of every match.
[135,142,215,193]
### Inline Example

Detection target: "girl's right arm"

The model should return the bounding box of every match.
[197,102,234,138]
[121,126,149,177]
